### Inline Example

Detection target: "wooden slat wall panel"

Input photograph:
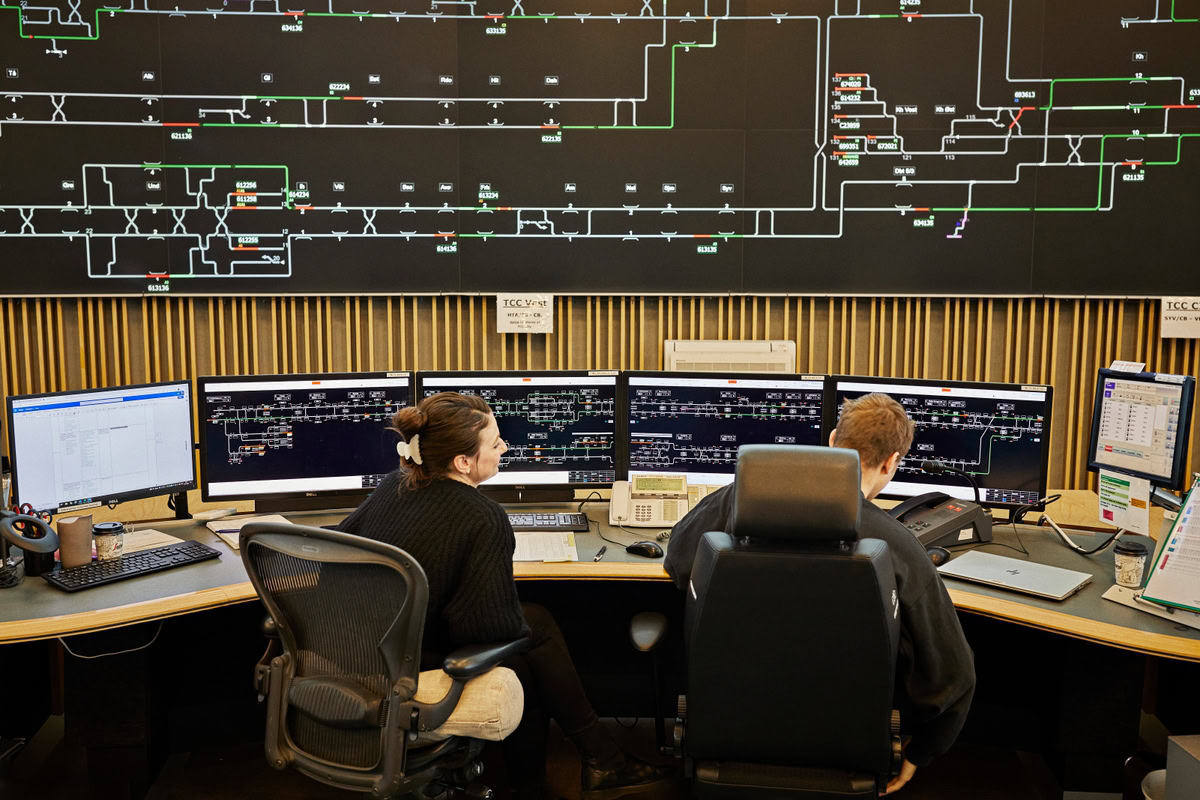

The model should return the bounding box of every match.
[0,298,1196,492]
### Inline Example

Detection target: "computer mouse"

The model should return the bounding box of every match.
[926,546,951,567]
[626,540,664,559]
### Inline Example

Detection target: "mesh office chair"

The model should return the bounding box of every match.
[675,445,903,799]
[241,522,529,799]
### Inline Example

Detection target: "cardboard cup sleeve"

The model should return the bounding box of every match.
[58,514,94,569]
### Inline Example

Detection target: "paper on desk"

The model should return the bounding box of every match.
[205,514,292,550]
[124,529,185,553]
[513,532,579,562]
[1098,469,1151,535]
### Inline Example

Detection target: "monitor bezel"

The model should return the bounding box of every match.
[416,369,620,490]
[1086,368,1196,491]
[197,370,413,504]
[6,379,197,514]
[828,374,1054,509]
[618,369,830,483]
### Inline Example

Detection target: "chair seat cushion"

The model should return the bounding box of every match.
[413,666,523,743]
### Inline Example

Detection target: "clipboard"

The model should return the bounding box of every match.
[1101,585,1200,632]
[1139,480,1200,615]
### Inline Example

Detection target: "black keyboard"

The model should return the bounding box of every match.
[507,512,590,532]
[42,540,222,593]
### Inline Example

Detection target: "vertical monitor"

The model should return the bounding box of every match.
[198,372,411,502]
[1087,369,1195,490]
[831,376,1052,507]
[623,372,827,487]
[417,371,617,487]
[6,380,196,514]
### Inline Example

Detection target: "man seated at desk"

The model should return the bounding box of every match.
[665,393,977,795]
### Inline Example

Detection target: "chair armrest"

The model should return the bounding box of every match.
[630,611,668,652]
[442,637,532,679]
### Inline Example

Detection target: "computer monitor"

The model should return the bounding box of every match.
[6,380,196,514]
[198,371,411,504]
[830,376,1053,507]
[416,371,618,494]
[622,371,827,487]
[1087,368,1195,491]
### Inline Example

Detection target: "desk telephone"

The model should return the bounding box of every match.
[610,474,714,527]
[888,492,993,548]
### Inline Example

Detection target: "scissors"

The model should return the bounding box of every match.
[11,503,52,526]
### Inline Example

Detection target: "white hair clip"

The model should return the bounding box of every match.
[396,433,423,465]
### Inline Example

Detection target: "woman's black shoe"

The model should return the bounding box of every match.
[580,753,673,799]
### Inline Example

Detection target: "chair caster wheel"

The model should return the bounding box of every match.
[463,783,492,799]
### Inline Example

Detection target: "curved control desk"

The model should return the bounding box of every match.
[1,505,1198,664]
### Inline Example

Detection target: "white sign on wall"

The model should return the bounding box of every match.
[1161,297,1200,339]
[496,294,555,334]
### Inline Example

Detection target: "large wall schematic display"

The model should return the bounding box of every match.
[0,1,1197,295]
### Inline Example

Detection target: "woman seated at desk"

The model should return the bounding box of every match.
[338,391,669,800]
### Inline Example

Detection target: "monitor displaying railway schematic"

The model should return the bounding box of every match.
[622,371,827,487]
[417,371,617,488]
[198,372,411,502]
[1087,369,1195,491]
[830,376,1052,508]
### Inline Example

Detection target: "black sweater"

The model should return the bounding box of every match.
[337,472,529,658]
[665,484,977,768]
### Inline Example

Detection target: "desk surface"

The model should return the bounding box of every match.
[3,503,1198,663]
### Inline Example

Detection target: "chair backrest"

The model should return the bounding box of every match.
[240,523,428,774]
[684,445,901,781]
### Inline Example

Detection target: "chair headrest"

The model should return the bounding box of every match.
[731,445,862,542]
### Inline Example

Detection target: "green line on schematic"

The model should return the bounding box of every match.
[0,6,124,41]
[1171,0,1199,22]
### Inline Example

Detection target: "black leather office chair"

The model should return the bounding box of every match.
[240,522,529,799]
[675,445,903,799]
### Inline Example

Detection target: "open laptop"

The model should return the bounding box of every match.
[937,551,1093,601]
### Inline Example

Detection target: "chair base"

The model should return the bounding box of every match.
[693,760,879,800]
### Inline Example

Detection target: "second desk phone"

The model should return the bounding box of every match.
[610,474,716,527]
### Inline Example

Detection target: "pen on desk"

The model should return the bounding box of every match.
[593,546,607,562]
[215,529,241,534]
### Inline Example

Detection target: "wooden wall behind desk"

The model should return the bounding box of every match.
[1,295,1197,493]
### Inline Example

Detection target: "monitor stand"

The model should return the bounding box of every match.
[480,487,575,505]
[255,494,368,514]
[1150,485,1183,513]
[170,491,192,520]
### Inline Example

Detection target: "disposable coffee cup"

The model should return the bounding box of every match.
[1113,539,1148,589]
[93,521,126,561]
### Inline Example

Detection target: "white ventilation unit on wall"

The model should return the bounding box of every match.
[664,340,796,373]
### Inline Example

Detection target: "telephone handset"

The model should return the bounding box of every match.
[888,491,993,547]
[610,474,690,527]
[888,491,952,522]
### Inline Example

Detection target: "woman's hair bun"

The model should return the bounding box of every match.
[393,406,428,439]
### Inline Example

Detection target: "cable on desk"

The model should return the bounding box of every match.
[953,493,1069,558]
[1043,516,1123,555]
[949,537,1029,558]
[577,490,604,514]
[58,621,164,660]
[591,518,634,548]
[1010,493,1061,527]
[0,554,23,588]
